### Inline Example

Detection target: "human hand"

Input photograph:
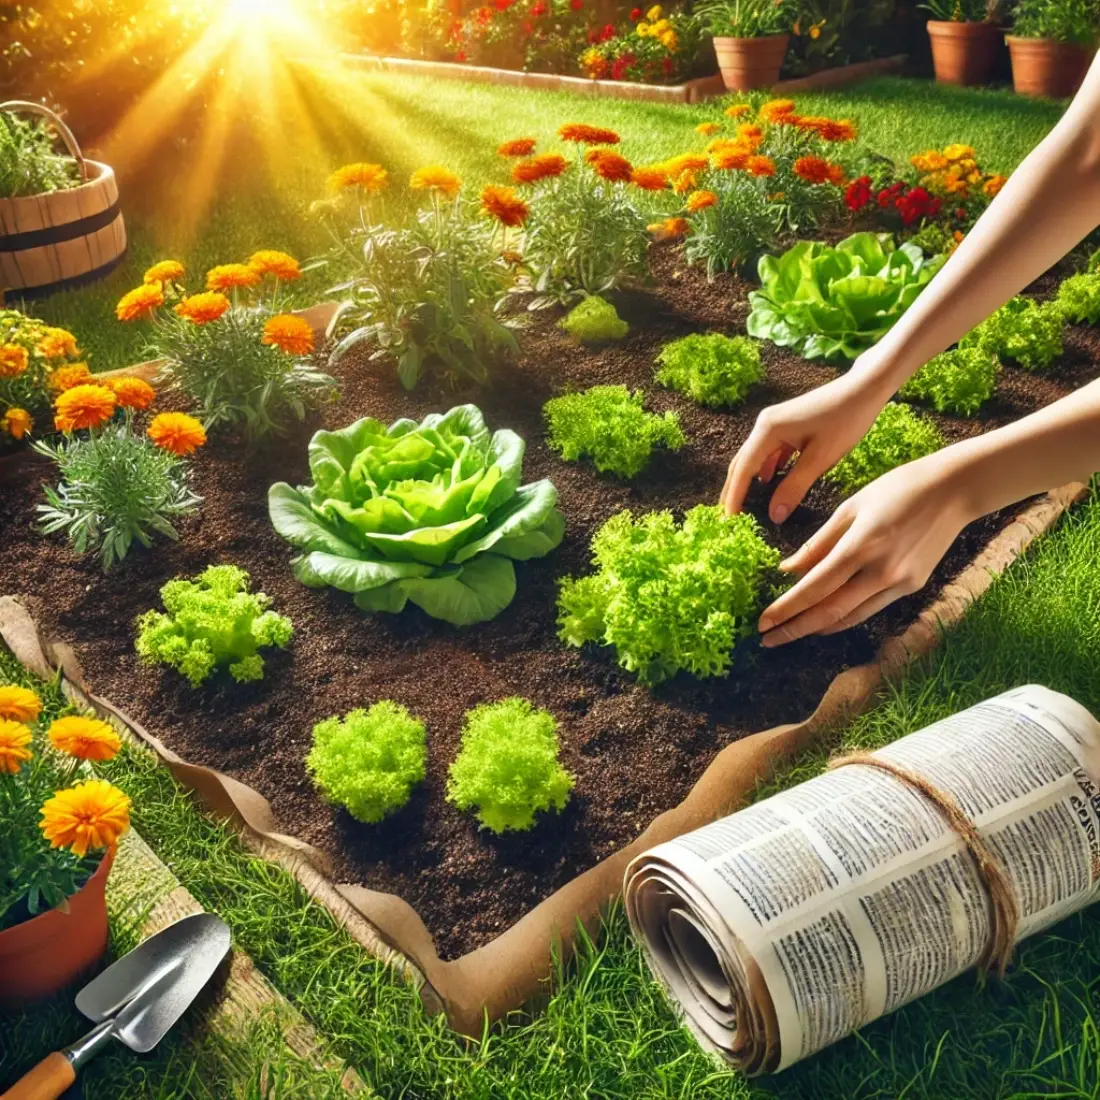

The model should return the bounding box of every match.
[720,360,893,523]
[757,448,972,647]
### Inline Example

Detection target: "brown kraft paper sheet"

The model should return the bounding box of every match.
[0,481,1085,1036]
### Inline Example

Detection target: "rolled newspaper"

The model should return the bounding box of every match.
[625,685,1100,1074]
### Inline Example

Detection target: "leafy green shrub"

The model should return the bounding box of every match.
[1055,273,1100,325]
[307,702,426,823]
[682,171,779,279]
[135,564,293,686]
[960,296,1064,371]
[559,296,629,344]
[269,405,565,627]
[544,386,684,478]
[0,311,84,442]
[655,333,765,408]
[824,402,944,494]
[747,232,944,361]
[558,505,780,686]
[694,0,798,36]
[0,113,80,199]
[446,698,574,833]
[1012,0,1099,46]
[899,348,1000,416]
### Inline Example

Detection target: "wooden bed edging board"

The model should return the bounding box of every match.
[0,481,1085,1036]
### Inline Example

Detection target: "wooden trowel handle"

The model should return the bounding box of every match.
[0,1052,76,1100]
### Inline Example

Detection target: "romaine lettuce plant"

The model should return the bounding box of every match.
[824,402,944,494]
[558,504,780,686]
[960,296,1064,371]
[655,332,765,408]
[747,232,944,361]
[899,348,1000,416]
[268,405,565,627]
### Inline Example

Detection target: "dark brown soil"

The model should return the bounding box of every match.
[2,247,1097,959]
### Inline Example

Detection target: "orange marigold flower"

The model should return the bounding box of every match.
[498,137,537,157]
[685,189,718,213]
[695,122,720,136]
[816,117,857,142]
[107,376,157,411]
[649,216,690,240]
[759,98,796,123]
[54,384,116,432]
[0,719,33,775]
[116,283,165,323]
[248,250,301,281]
[746,155,776,178]
[479,184,530,227]
[661,153,709,177]
[410,164,462,197]
[736,123,765,147]
[143,260,185,285]
[631,166,669,191]
[558,123,620,145]
[512,153,569,184]
[175,292,230,325]
[673,169,697,193]
[793,155,832,184]
[724,103,751,119]
[0,684,42,722]
[40,778,131,858]
[1,407,32,439]
[48,715,122,762]
[827,163,845,185]
[262,314,316,356]
[148,412,206,456]
[586,148,634,182]
[206,263,261,292]
[0,344,28,378]
[37,326,79,360]
[983,174,1007,197]
[712,148,749,171]
[48,363,92,392]
[328,162,388,193]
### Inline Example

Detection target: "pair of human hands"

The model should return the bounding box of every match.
[722,367,973,647]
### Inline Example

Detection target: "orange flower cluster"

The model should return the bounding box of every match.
[512,153,568,185]
[262,314,316,356]
[206,263,261,292]
[648,217,689,240]
[49,363,92,392]
[410,165,462,198]
[793,155,845,185]
[0,719,33,774]
[0,684,42,722]
[37,327,79,360]
[116,282,166,323]
[480,184,530,228]
[558,123,620,146]
[585,148,634,183]
[143,260,185,285]
[0,344,28,379]
[631,166,669,192]
[175,292,230,325]
[684,189,718,213]
[498,137,537,158]
[328,162,388,194]
[1,407,31,439]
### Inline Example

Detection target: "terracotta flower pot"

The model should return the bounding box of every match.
[713,34,789,92]
[927,20,1002,86]
[1006,36,1096,98]
[0,846,115,1008]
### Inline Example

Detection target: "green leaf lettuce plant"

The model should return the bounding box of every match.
[747,231,944,361]
[269,405,565,627]
[559,296,629,344]
[655,332,765,408]
[960,296,1064,370]
[824,402,945,494]
[1055,272,1100,325]
[899,347,1000,416]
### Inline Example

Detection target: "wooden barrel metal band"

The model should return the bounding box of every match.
[0,199,123,253]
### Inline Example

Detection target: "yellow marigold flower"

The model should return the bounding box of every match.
[248,250,301,282]
[479,184,530,227]
[685,189,718,213]
[646,4,661,19]
[585,148,634,182]
[410,164,462,198]
[0,719,33,775]
[206,263,260,292]
[636,20,650,35]
[651,17,670,32]
[1,407,32,440]
[631,166,669,191]
[0,684,42,722]
[54,383,116,433]
[725,103,752,119]
[48,362,92,392]
[143,260,185,285]
[759,98,796,122]
[922,149,949,171]
[148,412,206,456]
[0,344,28,378]
[660,29,678,50]
[37,326,79,360]
[707,137,745,155]
[107,376,157,411]
[48,715,122,762]
[558,123,620,146]
[116,283,165,323]
[746,155,776,177]
[695,122,720,136]
[498,137,537,158]
[944,143,974,162]
[175,292,230,325]
[512,153,569,184]
[262,314,316,356]
[40,779,131,858]
[328,162,388,193]
[983,174,1007,197]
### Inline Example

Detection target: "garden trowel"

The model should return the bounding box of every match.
[1,913,231,1100]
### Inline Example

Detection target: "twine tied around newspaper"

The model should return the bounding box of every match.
[826,752,1020,976]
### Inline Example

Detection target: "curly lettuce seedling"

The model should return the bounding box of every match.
[446,698,573,833]
[135,564,293,686]
[559,296,629,344]
[961,296,1064,370]
[655,332,765,408]
[558,504,780,686]
[544,385,684,478]
[824,402,944,495]
[307,702,427,823]
[899,348,999,416]
[1055,273,1100,325]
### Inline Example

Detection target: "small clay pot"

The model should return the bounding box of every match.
[713,34,790,92]
[1006,36,1096,98]
[927,20,1002,86]
[0,846,115,1008]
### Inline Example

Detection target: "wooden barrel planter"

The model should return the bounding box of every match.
[0,102,127,299]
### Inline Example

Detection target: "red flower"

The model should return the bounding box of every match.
[630,6,642,17]
[662,55,673,74]
[895,186,940,226]
[600,21,615,40]
[611,55,632,80]
[531,0,547,14]
[570,0,583,9]
[845,175,872,212]
[455,48,468,60]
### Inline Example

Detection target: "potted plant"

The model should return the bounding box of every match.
[922,1,1004,85]
[694,0,799,91]
[0,683,131,1006]
[1006,0,1098,97]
